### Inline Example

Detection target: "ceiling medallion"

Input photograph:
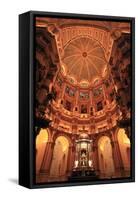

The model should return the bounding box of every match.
[82,52,87,58]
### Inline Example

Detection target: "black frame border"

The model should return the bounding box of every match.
[19,10,135,189]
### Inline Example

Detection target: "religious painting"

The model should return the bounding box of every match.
[80,91,89,100]
[93,86,103,97]
[19,11,135,189]
[65,86,76,97]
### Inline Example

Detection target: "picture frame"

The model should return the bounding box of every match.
[19,11,135,189]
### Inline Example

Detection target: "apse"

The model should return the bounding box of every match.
[35,17,131,183]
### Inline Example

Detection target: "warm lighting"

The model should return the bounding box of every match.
[88,160,93,167]
[35,17,132,183]
[74,160,78,168]
[61,64,66,75]
[81,142,87,149]
[56,136,69,152]
[102,67,108,77]
[36,129,48,147]
[118,128,130,145]
[123,137,130,145]
[80,80,89,87]
[100,144,104,151]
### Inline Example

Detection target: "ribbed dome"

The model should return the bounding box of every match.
[62,36,107,86]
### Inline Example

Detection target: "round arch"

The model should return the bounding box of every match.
[50,136,70,181]
[52,132,72,147]
[98,136,115,178]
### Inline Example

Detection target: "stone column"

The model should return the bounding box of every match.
[66,145,73,176]
[37,141,54,183]
[92,142,99,175]
[110,131,124,177]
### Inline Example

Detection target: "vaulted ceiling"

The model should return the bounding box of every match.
[36,16,130,89]
[62,36,107,86]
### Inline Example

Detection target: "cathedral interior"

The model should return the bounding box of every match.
[35,16,132,183]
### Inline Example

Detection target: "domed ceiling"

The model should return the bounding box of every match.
[61,36,108,87]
